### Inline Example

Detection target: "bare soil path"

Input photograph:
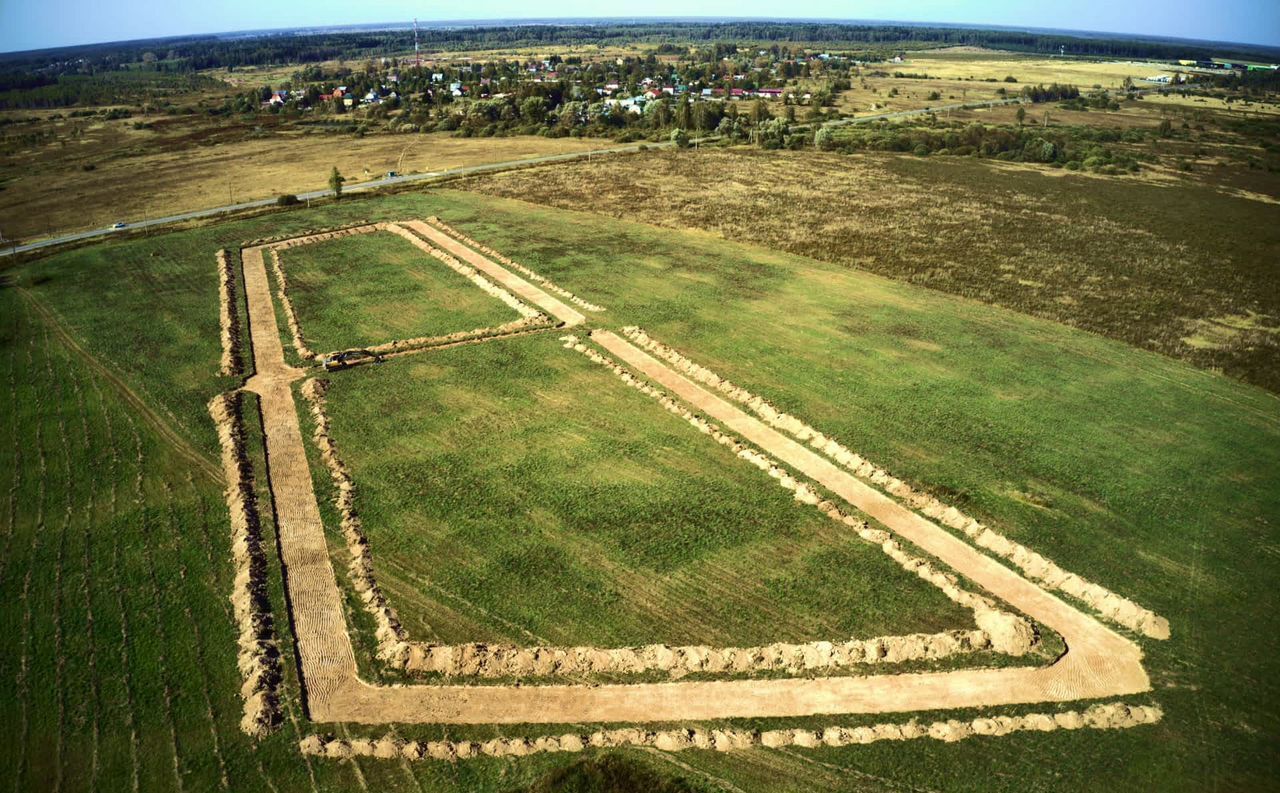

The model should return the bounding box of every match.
[236,233,1152,727]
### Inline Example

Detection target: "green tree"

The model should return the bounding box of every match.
[328,167,345,199]
[671,127,690,148]
[1016,106,1026,126]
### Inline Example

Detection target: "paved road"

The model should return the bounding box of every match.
[1,98,1022,258]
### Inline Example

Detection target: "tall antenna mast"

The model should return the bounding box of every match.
[414,18,421,68]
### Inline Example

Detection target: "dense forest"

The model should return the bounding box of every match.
[2,21,1277,76]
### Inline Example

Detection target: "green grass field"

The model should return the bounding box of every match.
[2,179,1278,791]
[279,230,519,353]
[312,333,974,653]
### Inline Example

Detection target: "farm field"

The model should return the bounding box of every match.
[905,48,1175,87]
[2,180,1279,790]
[277,229,521,354]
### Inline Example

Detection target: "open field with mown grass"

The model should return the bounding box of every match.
[312,333,976,652]
[460,147,1280,392]
[2,183,1278,790]
[280,229,521,353]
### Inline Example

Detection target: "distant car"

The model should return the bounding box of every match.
[385,171,398,178]
[110,222,126,230]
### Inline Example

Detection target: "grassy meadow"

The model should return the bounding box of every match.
[1,180,1277,790]
[279,230,519,353]
[310,333,975,653]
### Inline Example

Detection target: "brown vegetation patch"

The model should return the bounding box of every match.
[460,147,1280,391]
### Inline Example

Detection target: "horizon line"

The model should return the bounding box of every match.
[2,15,1278,58]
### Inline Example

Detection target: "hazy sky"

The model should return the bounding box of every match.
[1,0,1278,54]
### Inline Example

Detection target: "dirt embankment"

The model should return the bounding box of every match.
[621,327,1170,641]
[217,249,242,377]
[562,334,1037,658]
[300,701,1162,761]
[300,378,410,667]
[208,391,280,737]
[406,629,993,679]
[266,248,318,361]
[424,216,607,313]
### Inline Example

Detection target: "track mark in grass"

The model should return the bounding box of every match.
[68,349,103,791]
[637,747,747,793]
[51,325,78,793]
[121,411,186,793]
[337,725,371,793]
[17,287,221,483]
[378,556,549,645]
[85,362,141,793]
[0,305,23,588]
[12,325,49,793]
[775,747,940,793]
[387,727,427,793]
[162,478,232,791]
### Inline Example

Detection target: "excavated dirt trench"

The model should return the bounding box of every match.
[231,224,1156,729]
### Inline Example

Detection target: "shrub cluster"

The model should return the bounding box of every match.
[825,120,1144,174]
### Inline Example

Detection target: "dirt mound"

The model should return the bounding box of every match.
[425,216,606,312]
[265,248,317,361]
[349,314,552,361]
[405,628,991,678]
[269,223,384,251]
[619,327,1169,641]
[208,391,281,737]
[300,700,1162,760]
[216,249,242,377]
[243,222,378,249]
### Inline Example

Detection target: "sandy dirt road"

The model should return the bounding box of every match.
[236,233,1151,726]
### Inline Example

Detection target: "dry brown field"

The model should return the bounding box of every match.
[0,117,610,239]
[459,146,1280,391]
